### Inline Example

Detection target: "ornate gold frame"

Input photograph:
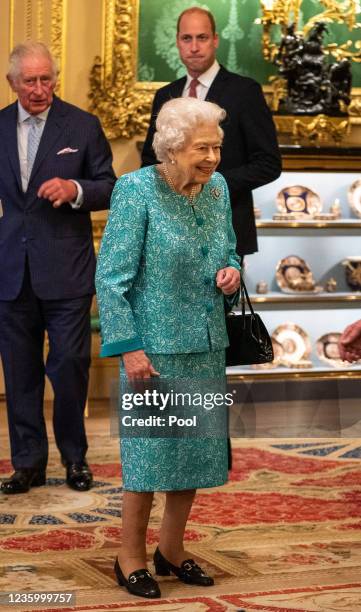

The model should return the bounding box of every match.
[89,0,160,140]
[51,0,67,99]
[89,0,361,140]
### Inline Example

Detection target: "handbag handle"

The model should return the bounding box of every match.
[240,275,262,338]
[240,274,256,318]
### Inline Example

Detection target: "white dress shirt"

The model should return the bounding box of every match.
[182,60,220,100]
[17,102,83,207]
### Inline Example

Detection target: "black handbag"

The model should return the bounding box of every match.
[225,276,274,366]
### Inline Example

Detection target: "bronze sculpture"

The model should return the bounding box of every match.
[275,22,352,115]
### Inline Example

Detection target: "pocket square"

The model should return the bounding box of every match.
[57,147,79,155]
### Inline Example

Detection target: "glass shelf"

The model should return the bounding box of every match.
[250,151,361,383]
[256,219,361,229]
[248,292,361,304]
[227,364,361,381]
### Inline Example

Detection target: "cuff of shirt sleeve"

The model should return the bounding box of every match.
[69,180,84,209]
[100,336,144,357]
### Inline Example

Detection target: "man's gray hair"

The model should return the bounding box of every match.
[7,42,58,81]
[153,97,226,162]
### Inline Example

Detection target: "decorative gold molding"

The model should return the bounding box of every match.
[37,0,44,41]
[103,0,116,80]
[92,219,107,256]
[349,88,361,116]
[280,149,361,171]
[89,0,154,140]
[8,0,16,104]
[9,0,15,51]
[26,0,32,40]
[51,0,67,98]
[293,114,350,144]
[275,113,353,144]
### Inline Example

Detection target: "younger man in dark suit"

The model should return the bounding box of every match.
[0,42,116,494]
[142,7,282,256]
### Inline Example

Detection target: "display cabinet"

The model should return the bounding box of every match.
[228,146,361,382]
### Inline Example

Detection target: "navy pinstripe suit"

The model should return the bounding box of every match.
[0,95,116,469]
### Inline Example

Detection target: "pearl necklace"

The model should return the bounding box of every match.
[162,163,199,205]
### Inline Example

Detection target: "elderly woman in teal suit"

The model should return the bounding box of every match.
[96,97,240,599]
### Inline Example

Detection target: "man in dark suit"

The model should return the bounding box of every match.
[0,42,116,494]
[142,7,282,256]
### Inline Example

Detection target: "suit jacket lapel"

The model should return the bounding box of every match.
[28,96,66,185]
[206,65,229,103]
[168,77,186,99]
[2,103,22,192]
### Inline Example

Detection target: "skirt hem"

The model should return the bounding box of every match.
[122,477,228,493]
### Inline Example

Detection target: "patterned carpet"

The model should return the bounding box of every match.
[1,402,361,611]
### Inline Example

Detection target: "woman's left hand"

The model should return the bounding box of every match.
[216,267,241,295]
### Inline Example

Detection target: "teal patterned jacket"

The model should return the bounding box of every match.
[95,165,240,357]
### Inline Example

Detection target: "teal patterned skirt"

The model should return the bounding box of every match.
[119,351,228,492]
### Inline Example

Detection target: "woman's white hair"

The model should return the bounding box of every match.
[153,97,226,162]
[7,42,58,82]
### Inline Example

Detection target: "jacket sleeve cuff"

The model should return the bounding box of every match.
[227,260,241,271]
[100,336,144,357]
[69,180,84,209]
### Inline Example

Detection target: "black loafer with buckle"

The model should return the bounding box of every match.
[153,547,214,586]
[114,557,161,599]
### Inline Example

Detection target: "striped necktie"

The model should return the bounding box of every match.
[27,115,43,180]
[188,78,199,98]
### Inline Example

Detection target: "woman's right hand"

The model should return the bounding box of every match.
[122,350,160,381]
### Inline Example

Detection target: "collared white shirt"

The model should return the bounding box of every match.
[182,60,220,100]
[17,101,83,207]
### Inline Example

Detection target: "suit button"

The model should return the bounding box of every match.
[201,246,209,256]
[206,303,213,313]
[21,237,27,243]
[196,217,204,226]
